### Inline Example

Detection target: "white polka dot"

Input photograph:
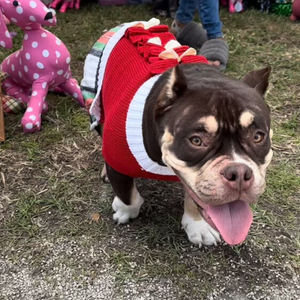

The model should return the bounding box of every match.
[4,83,11,87]
[0,41,5,47]
[16,6,23,14]
[73,93,78,99]
[42,82,47,89]
[29,115,36,121]
[5,31,10,38]
[25,26,32,30]
[32,41,38,48]
[24,66,28,72]
[30,1,37,8]
[24,34,28,40]
[32,91,38,96]
[18,71,22,78]
[25,123,33,129]
[48,19,54,24]
[42,50,49,57]
[33,73,39,79]
[36,122,40,127]
[37,62,44,69]
[66,57,71,64]
[55,51,61,58]
[55,39,61,45]
[19,58,22,65]
[11,18,17,23]
[7,59,10,65]
[15,51,19,58]
[41,33,47,38]
[25,53,30,60]
[29,16,36,22]
[11,64,15,71]
[43,104,47,110]
[57,70,63,75]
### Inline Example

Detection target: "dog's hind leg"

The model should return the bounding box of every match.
[182,193,220,247]
[105,162,144,224]
[100,164,110,183]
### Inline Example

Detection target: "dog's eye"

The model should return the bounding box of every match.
[13,1,19,6]
[254,132,265,143]
[190,136,203,146]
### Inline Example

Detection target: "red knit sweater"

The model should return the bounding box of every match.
[100,25,208,181]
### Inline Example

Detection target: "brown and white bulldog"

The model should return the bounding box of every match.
[83,21,273,247]
[103,63,272,247]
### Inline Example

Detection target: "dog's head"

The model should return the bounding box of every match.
[0,0,56,49]
[155,64,272,245]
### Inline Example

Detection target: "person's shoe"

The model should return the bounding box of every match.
[170,22,208,51]
[169,20,187,37]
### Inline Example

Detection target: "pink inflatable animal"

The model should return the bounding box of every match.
[0,0,84,133]
[291,0,300,21]
[51,0,81,13]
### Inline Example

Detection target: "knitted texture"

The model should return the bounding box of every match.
[81,25,124,105]
[100,24,208,180]
[101,29,179,181]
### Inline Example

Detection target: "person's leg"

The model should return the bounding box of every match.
[198,0,223,39]
[175,0,197,26]
[170,0,229,71]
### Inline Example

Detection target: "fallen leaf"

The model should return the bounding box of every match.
[91,213,100,222]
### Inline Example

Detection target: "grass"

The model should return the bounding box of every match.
[0,1,300,299]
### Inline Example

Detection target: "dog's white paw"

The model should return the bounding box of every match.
[112,196,144,224]
[182,213,221,247]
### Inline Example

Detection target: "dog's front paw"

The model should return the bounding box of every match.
[112,196,144,224]
[182,213,221,247]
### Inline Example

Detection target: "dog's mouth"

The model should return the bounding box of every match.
[173,170,253,245]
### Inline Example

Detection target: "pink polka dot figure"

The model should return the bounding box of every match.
[50,0,81,13]
[0,0,84,133]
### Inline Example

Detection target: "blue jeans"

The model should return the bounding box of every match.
[175,0,223,39]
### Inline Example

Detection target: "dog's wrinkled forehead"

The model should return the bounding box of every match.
[173,84,270,135]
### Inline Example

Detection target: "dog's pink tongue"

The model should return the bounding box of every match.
[207,200,253,245]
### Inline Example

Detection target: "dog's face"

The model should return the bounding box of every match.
[155,64,272,245]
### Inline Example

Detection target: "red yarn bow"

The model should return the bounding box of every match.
[126,25,208,75]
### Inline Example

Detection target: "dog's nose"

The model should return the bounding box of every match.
[44,12,53,20]
[222,163,253,191]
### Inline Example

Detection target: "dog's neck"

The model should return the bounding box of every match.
[142,72,170,166]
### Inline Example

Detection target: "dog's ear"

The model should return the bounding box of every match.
[0,11,13,49]
[155,66,187,117]
[242,66,271,95]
